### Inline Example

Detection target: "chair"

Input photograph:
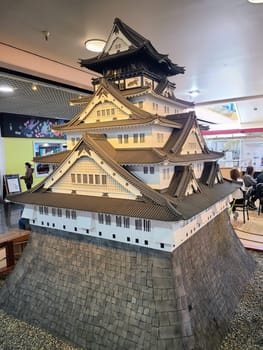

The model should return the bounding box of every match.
[233,189,249,224]
[255,183,263,215]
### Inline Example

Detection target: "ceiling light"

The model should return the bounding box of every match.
[248,0,263,3]
[0,86,14,92]
[84,39,106,53]
[32,84,38,91]
[188,89,200,98]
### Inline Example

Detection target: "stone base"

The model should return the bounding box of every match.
[0,210,256,349]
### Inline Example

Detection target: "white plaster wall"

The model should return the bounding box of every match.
[23,195,231,252]
[130,94,185,116]
[66,132,82,150]
[106,125,172,149]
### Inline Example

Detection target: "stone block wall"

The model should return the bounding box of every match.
[0,210,255,349]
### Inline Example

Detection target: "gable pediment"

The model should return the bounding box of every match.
[103,25,133,56]
[166,165,201,198]
[180,127,205,155]
[43,140,142,200]
[78,86,134,124]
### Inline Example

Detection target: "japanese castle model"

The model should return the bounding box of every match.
[3,18,255,350]
[13,18,234,251]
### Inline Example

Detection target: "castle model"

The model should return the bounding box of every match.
[12,18,234,251]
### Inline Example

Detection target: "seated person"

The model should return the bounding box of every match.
[242,166,258,209]
[243,166,257,187]
[230,168,247,218]
[256,171,263,184]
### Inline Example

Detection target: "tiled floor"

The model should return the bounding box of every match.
[231,206,263,251]
[1,200,263,251]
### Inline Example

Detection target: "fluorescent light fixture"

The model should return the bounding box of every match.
[188,89,200,98]
[84,39,106,53]
[248,0,263,3]
[0,85,14,92]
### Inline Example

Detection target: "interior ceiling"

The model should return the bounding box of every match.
[0,0,263,127]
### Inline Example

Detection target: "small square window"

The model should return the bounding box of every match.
[112,234,116,239]
[160,243,164,249]
[135,238,139,243]
[86,229,89,234]
[144,240,148,245]
[127,237,131,242]
[99,231,102,236]
[63,225,66,229]
[74,227,77,231]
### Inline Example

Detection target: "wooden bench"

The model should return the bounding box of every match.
[0,229,31,275]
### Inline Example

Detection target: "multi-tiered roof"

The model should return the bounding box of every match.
[9,18,234,239]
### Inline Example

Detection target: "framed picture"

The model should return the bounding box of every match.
[3,174,22,195]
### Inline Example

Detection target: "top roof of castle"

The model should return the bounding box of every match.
[80,17,185,77]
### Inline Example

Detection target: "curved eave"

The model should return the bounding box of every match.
[52,117,156,132]
[157,117,183,129]
[33,150,70,164]
[167,152,224,163]
[80,46,184,77]
[7,192,180,221]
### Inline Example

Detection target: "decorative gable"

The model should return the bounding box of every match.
[185,177,201,196]
[44,141,141,200]
[78,87,133,124]
[181,127,204,155]
[103,25,133,55]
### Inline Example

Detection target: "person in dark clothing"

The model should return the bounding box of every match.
[256,171,263,184]
[20,162,34,190]
[243,166,257,187]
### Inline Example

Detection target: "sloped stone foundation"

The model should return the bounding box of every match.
[0,210,256,349]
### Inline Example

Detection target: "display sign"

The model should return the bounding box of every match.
[3,174,22,195]
[0,113,66,139]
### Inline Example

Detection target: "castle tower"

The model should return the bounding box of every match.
[0,18,255,350]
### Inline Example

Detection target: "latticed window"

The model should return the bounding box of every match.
[118,134,123,144]
[77,174,82,183]
[71,174,76,183]
[105,214,111,225]
[123,217,130,228]
[101,175,107,185]
[135,219,142,230]
[98,213,104,224]
[140,133,145,143]
[83,174,88,183]
[44,206,49,215]
[150,167,155,174]
[65,210,70,219]
[124,134,129,143]
[71,211,77,220]
[95,175,100,184]
[143,219,151,232]
[52,208,56,216]
[133,134,138,143]
[89,174,94,184]
[57,209,62,217]
[116,216,122,227]
[143,167,148,174]
[39,206,43,214]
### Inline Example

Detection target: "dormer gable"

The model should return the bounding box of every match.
[43,138,142,200]
[165,165,201,198]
